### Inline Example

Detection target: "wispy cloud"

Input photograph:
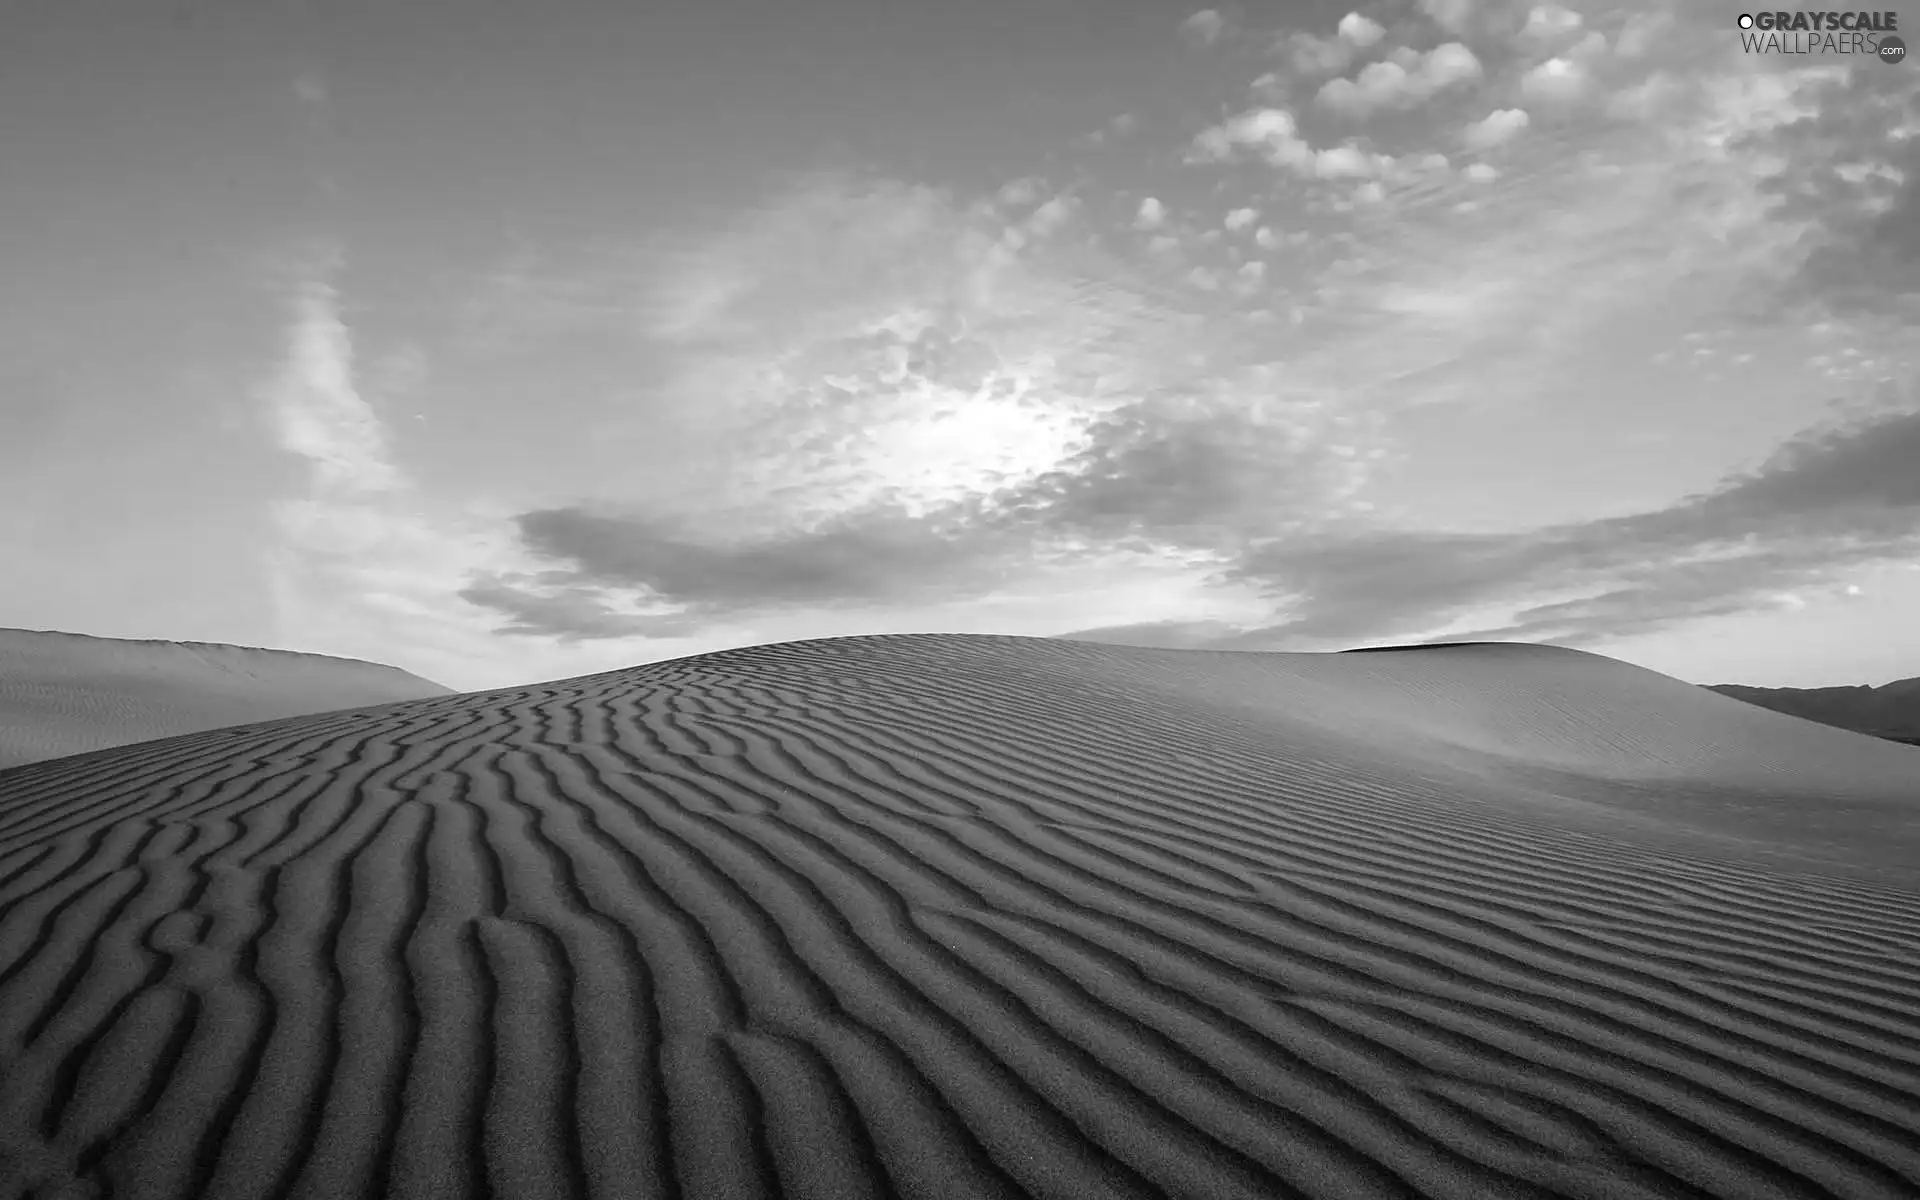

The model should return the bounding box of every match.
[257,258,676,687]
[1064,390,1920,650]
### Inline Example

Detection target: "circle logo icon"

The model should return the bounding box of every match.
[1881,34,1907,64]
[1737,13,1755,28]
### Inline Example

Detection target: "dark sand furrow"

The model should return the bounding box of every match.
[586,771,1169,1200]
[364,796,434,1199]
[24,886,174,1165]
[1252,866,1920,1101]
[0,845,59,907]
[791,680,1897,925]
[466,755,599,1199]
[1537,916,1920,994]
[673,708,989,822]
[1245,848,1920,999]
[1271,870,1920,1073]
[912,907,1442,1199]
[741,699,1727,938]
[277,799,429,1200]
[860,764,1920,1128]
[375,785,488,1200]
[723,1030,898,1200]
[1536,929,1920,1046]
[674,815,1305,1200]
[1081,799,1917,970]
[788,795,1884,1195]
[62,987,201,1198]
[0,822,160,1026]
[1241,875,1920,1170]
[1295,989,1919,1200]
[705,812,1491,1199]
[460,920,501,1200]
[760,775,1781,1198]
[471,917,591,1200]
[1682,978,1920,1055]
[1404,1081,1705,1200]
[183,873,282,1200]
[254,784,418,1200]
[491,752,673,1200]
[516,748,787,1200]
[13,823,192,1067]
[954,905,1646,1199]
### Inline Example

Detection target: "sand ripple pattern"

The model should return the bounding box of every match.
[2,635,1917,1199]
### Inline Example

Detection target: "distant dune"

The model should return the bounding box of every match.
[1708,676,1920,748]
[1,634,1916,1199]
[0,628,453,770]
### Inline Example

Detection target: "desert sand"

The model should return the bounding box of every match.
[1,634,1916,1199]
[0,628,453,771]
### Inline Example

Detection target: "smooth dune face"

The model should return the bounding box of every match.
[0,628,453,770]
[1,633,1917,1200]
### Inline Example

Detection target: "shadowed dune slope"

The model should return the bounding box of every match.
[0,628,453,770]
[1,633,1917,1200]
[1708,677,1920,748]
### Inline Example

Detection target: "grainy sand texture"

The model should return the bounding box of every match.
[1,634,1916,1199]
[0,629,453,771]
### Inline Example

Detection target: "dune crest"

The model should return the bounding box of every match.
[0,628,453,770]
[1,633,1916,1199]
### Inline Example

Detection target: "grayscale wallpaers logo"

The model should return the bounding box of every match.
[1736,10,1905,60]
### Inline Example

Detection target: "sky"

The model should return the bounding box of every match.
[2,0,1917,693]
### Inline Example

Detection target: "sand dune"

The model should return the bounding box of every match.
[1,634,1916,1199]
[1709,677,1920,748]
[0,628,453,771]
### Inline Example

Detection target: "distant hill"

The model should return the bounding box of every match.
[0,628,453,769]
[1706,676,1920,747]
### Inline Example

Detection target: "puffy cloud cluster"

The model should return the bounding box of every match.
[1180,9,1227,46]
[1462,107,1530,151]
[1191,104,1455,190]
[1315,42,1483,117]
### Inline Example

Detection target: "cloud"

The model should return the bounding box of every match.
[1135,196,1167,230]
[1162,397,1920,649]
[1519,56,1591,105]
[458,575,709,642]
[1613,11,1672,58]
[1191,107,1310,167]
[1026,193,1079,237]
[496,505,1012,612]
[1313,145,1379,179]
[1518,4,1584,44]
[1277,32,1356,79]
[263,273,402,497]
[997,177,1043,208]
[1733,64,1920,320]
[467,172,1397,642]
[1315,43,1483,117]
[1180,9,1226,46]
[1194,110,1405,184]
[1224,206,1260,232]
[1462,107,1530,151]
[257,255,692,689]
[1337,12,1386,48]
[1418,0,1476,35]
